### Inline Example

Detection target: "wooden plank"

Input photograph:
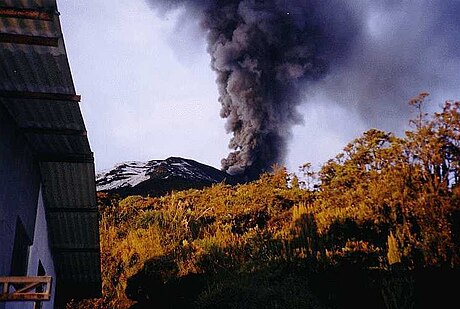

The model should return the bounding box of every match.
[0,7,55,20]
[0,90,81,102]
[0,33,59,47]
[45,277,51,295]
[0,276,52,301]
[0,276,50,283]
[0,293,50,301]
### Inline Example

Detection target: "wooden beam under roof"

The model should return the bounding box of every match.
[0,90,81,102]
[0,33,58,47]
[0,7,55,21]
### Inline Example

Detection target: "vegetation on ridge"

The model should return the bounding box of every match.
[67,95,460,308]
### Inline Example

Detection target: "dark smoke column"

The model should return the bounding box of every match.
[148,0,358,179]
[208,1,328,179]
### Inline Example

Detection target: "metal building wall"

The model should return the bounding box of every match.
[0,102,42,309]
[4,189,57,309]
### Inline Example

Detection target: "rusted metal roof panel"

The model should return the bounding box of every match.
[0,4,74,94]
[0,14,57,36]
[1,0,56,9]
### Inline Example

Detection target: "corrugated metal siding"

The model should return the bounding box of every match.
[47,212,99,249]
[53,252,101,283]
[40,162,96,209]
[0,0,101,300]
[0,4,74,94]
[0,16,57,36]
[0,48,74,93]
[1,98,85,130]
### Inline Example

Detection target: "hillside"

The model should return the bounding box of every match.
[69,97,460,309]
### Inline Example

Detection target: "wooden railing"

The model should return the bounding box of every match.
[0,276,52,301]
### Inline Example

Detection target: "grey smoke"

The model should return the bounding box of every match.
[146,0,460,179]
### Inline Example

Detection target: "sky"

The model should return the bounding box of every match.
[58,0,460,174]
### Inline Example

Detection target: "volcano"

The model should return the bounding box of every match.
[96,157,239,197]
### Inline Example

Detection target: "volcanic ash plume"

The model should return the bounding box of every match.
[148,0,359,179]
[204,0,352,179]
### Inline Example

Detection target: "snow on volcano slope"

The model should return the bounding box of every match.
[96,157,237,196]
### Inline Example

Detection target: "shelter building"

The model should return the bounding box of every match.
[0,1,101,307]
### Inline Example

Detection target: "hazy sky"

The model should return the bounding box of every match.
[58,0,460,173]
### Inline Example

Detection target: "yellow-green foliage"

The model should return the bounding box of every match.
[68,98,460,308]
[387,231,401,265]
[313,98,460,267]
[69,167,317,308]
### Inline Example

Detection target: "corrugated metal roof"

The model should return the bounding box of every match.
[53,252,101,282]
[1,98,85,130]
[47,212,99,249]
[0,48,74,93]
[0,3,74,94]
[40,162,96,209]
[0,0,101,301]
[0,15,57,36]
[53,251,102,299]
